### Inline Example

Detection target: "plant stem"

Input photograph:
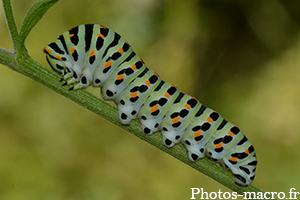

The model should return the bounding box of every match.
[2,0,19,51]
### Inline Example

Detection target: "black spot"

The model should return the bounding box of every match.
[167,86,177,95]
[158,98,167,106]
[130,86,139,92]
[121,113,127,120]
[125,68,134,76]
[154,123,159,128]
[96,37,104,50]
[164,139,172,146]
[144,127,151,134]
[191,154,199,161]
[213,138,223,144]
[149,74,159,84]
[187,98,198,108]
[141,115,147,120]
[170,112,179,118]
[120,100,125,105]
[106,90,113,97]
[223,135,233,144]
[151,110,160,116]
[95,79,101,84]
[172,122,181,128]
[138,85,148,93]
[149,100,158,107]
[231,152,248,160]
[81,76,87,84]
[115,79,124,85]
[185,140,191,145]
[122,42,130,51]
[103,66,111,74]
[210,112,220,121]
[100,26,109,37]
[89,54,96,64]
[215,147,223,153]
[73,72,78,79]
[135,60,144,69]
[192,126,201,132]
[201,122,211,131]
[179,109,189,118]
[129,96,139,103]
[175,135,180,140]
[231,126,240,134]
[162,127,168,131]
[72,49,79,61]
[248,160,257,166]
[69,26,79,45]
[200,148,204,153]
[111,52,122,60]
[131,110,137,115]
[248,145,255,153]
[195,135,203,141]
[117,69,125,75]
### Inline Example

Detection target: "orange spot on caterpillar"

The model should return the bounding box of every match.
[90,50,95,57]
[215,143,222,149]
[118,48,124,54]
[116,74,124,80]
[145,80,151,86]
[151,105,158,112]
[245,149,249,154]
[194,130,202,137]
[172,117,180,124]
[130,92,138,98]
[131,64,137,70]
[164,92,170,98]
[105,61,112,68]
[139,59,144,64]
[228,131,234,136]
[71,47,75,54]
[185,104,191,110]
[230,157,238,162]
[43,47,50,53]
[207,117,213,123]
[69,34,74,38]
[98,33,105,39]
[56,55,62,60]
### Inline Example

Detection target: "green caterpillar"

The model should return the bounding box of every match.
[43,24,257,186]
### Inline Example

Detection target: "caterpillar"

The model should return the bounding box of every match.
[43,24,257,186]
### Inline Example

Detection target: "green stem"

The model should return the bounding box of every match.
[2,0,19,51]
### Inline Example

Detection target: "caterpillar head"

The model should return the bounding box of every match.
[43,45,69,76]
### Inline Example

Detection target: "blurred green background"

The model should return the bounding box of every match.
[1,0,300,199]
